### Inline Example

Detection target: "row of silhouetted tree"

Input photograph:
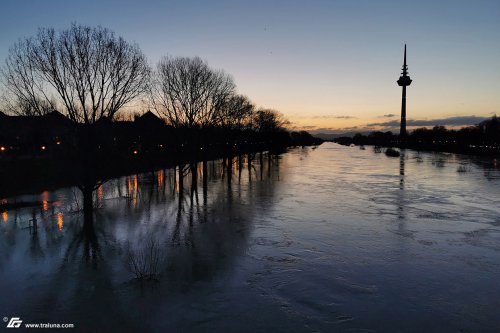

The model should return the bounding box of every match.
[334,116,500,155]
[0,24,301,135]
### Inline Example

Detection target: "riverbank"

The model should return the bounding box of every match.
[0,142,320,199]
[331,116,500,157]
[333,139,500,157]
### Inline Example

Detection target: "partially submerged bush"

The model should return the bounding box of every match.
[126,237,164,281]
[385,148,400,157]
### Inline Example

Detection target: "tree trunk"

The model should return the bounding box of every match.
[268,152,272,177]
[178,164,184,193]
[83,185,94,226]
[202,160,208,205]
[227,156,232,189]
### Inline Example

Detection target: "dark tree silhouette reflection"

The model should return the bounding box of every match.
[0,151,286,331]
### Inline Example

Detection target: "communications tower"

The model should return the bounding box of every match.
[397,44,412,137]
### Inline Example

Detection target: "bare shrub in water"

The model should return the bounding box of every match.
[457,164,470,173]
[126,237,164,281]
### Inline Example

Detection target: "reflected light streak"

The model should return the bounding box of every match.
[56,212,64,231]
[97,185,104,203]
[42,191,49,212]
[133,175,138,208]
[2,211,7,223]
[127,176,132,196]
[175,170,180,193]
[157,170,164,187]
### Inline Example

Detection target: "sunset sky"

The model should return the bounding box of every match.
[0,0,499,133]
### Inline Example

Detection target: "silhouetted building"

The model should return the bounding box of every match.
[135,111,165,130]
[0,111,74,153]
[397,44,412,137]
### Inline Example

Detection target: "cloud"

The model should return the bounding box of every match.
[367,115,489,127]
[310,115,357,119]
[337,126,359,130]
[379,114,396,118]
[306,127,337,133]
[307,126,362,134]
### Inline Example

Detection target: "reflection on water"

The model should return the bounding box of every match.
[1,145,500,332]
[56,212,64,231]
[42,191,49,212]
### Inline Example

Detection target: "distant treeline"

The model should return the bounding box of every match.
[334,116,500,156]
[0,110,321,160]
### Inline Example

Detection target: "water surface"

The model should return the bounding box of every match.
[1,143,500,332]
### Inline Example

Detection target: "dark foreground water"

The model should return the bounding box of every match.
[1,143,500,332]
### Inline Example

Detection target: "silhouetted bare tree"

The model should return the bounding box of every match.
[1,24,150,222]
[1,24,150,122]
[218,94,254,129]
[0,93,56,116]
[150,56,235,128]
[1,39,56,116]
[252,108,289,133]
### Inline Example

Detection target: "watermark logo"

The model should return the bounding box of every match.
[3,316,74,329]
[5,317,23,328]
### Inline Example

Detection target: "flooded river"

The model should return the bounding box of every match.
[1,142,499,332]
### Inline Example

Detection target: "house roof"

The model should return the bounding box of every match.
[135,111,165,127]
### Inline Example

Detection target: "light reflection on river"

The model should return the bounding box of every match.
[1,143,500,332]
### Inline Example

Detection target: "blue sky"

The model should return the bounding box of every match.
[1,0,499,132]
